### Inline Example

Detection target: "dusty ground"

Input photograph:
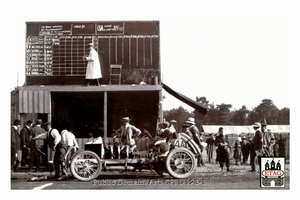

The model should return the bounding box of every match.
[85,160,289,190]
[11,150,290,190]
[192,162,289,190]
[10,161,290,190]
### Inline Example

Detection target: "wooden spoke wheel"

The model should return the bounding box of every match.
[70,150,102,181]
[165,147,196,179]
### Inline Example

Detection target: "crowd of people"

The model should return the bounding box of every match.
[11,116,287,180]
[11,119,79,181]
[205,119,287,172]
[155,117,286,173]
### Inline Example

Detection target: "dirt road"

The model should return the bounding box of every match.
[12,162,289,190]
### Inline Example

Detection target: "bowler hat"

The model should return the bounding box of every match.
[13,119,21,126]
[36,119,43,125]
[26,120,33,125]
[43,122,51,126]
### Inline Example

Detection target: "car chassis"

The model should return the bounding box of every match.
[70,132,202,181]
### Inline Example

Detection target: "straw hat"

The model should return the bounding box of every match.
[121,117,131,122]
[185,117,195,125]
[253,122,261,128]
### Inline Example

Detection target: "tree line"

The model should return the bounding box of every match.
[163,97,289,131]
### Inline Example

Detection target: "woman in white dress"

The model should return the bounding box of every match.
[85,43,102,86]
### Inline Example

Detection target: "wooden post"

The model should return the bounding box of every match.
[104,91,108,142]
[158,90,163,123]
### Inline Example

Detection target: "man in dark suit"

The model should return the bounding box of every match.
[215,127,231,171]
[29,119,45,172]
[206,133,215,163]
[241,135,250,164]
[20,120,33,166]
[11,119,21,171]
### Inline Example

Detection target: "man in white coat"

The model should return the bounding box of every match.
[61,130,79,163]
[85,43,102,86]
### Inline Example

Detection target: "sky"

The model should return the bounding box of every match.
[7,1,298,114]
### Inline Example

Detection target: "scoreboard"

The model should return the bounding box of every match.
[25,21,160,85]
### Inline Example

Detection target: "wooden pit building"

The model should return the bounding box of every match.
[11,21,208,151]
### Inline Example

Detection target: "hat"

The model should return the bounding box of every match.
[261,118,267,126]
[170,120,177,123]
[253,122,261,128]
[26,120,33,125]
[87,43,94,46]
[182,123,190,127]
[121,117,130,122]
[36,119,43,125]
[242,135,246,139]
[163,121,169,126]
[13,119,21,126]
[43,122,51,126]
[237,137,242,142]
[159,121,169,126]
[185,117,195,125]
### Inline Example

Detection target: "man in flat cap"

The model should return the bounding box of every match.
[84,43,102,86]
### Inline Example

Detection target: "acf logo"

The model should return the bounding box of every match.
[260,157,285,187]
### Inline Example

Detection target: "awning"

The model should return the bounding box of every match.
[202,125,290,135]
[162,83,209,115]
[18,89,50,113]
